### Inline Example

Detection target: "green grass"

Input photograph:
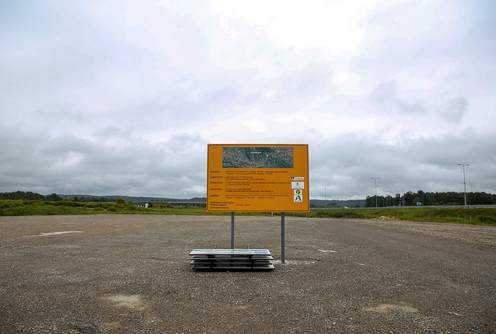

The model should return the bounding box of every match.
[300,207,496,226]
[1,200,495,226]
[0,200,273,217]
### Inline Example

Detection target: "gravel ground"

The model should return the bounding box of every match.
[353,217,496,247]
[1,214,495,333]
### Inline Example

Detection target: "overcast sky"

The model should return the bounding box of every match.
[1,0,495,199]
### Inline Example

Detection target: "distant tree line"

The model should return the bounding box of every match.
[4,190,495,207]
[365,191,496,207]
[0,191,58,201]
[0,191,115,202]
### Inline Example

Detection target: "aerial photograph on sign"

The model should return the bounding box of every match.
[222,146,293,168]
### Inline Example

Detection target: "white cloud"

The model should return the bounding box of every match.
[210,0,376,54]
[243,118,268,133]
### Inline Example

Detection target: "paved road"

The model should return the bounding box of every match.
[1,215,495,333]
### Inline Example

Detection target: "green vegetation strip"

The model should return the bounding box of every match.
[1,200,495,226]
[301,208,496,226]
[0,200,270,217]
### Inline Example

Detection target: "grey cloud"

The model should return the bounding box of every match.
[0,122,208,197]
[200,77,242,106]
[368,81,469,123]
[279,63,333,99]
[369,81,425,114]
[360,1,468,71]
[309,130,496,199]
[440,97,467,122]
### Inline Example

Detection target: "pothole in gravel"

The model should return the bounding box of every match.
[106,294,148,311]
[364,303,419,314]
[73,323,96,333]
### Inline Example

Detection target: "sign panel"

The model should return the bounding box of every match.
[207,144,309,212]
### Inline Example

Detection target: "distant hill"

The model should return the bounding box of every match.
[2,191,365,207]
[59,194,208,203]
[58,194,207,203]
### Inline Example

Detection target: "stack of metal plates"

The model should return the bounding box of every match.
[189,249,274,270]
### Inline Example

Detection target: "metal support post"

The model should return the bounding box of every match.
[231,212,235,249]
[281,212,285,264]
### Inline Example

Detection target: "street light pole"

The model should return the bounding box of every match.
[457,163,469,206]
[371,177,380,208]
[321,184,330,207]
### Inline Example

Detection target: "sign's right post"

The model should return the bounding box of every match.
[281,212,286,263]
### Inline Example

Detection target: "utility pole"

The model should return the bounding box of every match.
[457,163,469,206]
[371,177,380,208]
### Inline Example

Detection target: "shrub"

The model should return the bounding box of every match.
[477,215,496,225]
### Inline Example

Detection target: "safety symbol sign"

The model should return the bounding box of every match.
[291,181,304,189]
[294,189,303,202]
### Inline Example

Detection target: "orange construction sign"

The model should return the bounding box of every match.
[207,144,309,212]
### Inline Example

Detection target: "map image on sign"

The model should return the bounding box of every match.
[222,146,293,168]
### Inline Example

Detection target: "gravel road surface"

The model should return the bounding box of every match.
[1,214,495,333]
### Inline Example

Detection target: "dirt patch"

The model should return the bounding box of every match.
[364,303,419,314]
[38,230,84,236]
[106,295,147,311]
